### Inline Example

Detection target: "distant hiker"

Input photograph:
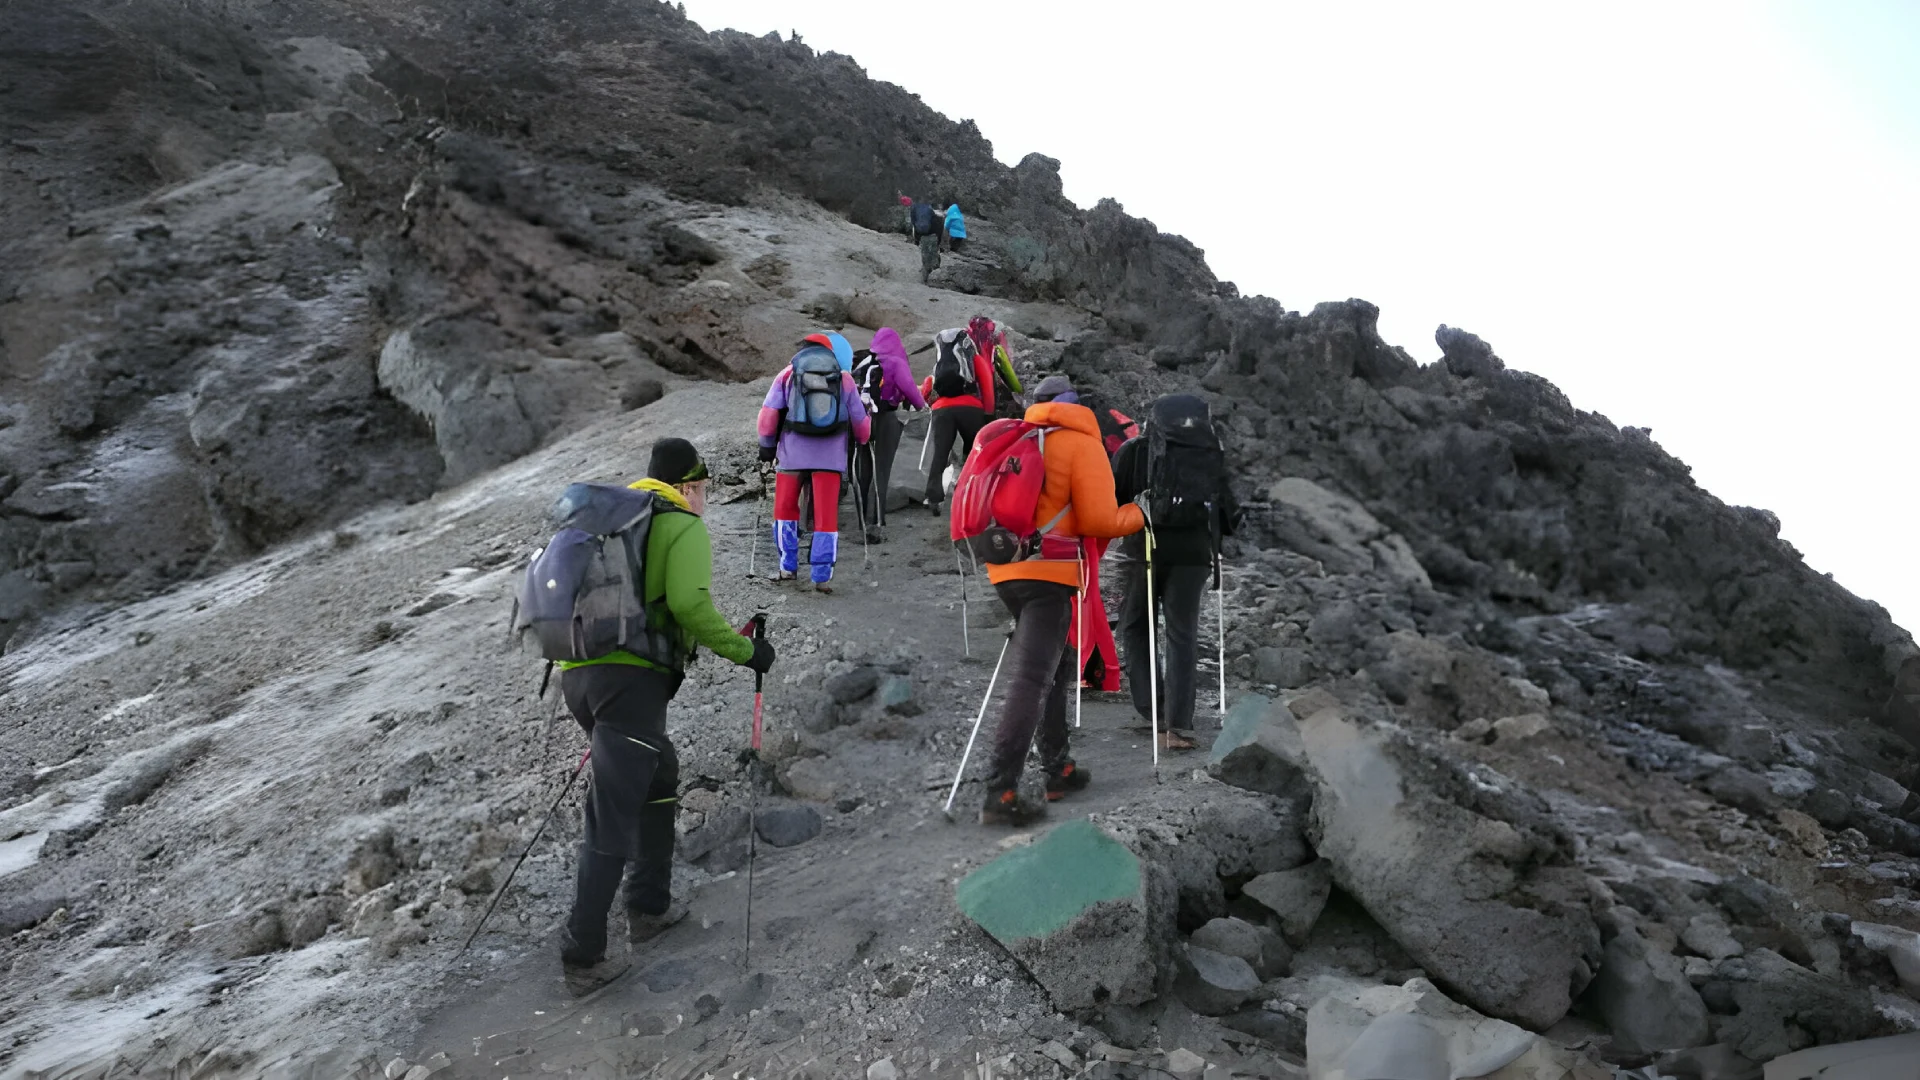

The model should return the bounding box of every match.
[759,334,871,591]
[849,327,928,529]
[1113,394,1241,752]
[897,193,915,240]
[960,383,1145,825]
[911,200,942,282]
[539,438,778,995]
[918,327,996,515]
[969,316,1022,419]
[944,201,967,253]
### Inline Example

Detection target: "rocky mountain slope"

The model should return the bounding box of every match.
[4,0,1920,1077]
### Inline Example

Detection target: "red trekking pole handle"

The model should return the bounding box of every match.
[741,614,769,752]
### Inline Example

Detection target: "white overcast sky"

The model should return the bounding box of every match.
[684,0,1920,635]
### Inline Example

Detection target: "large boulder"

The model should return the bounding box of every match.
[1704,949,1899,1061]
[956,819,1174,1011]
[1268,478,1432,589]
[1296,706,1602,1030]
[1303,976,1607,1080]
[1101,780,1312,928]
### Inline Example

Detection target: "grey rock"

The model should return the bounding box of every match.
[683,806,751,863]
[824,667,880,704]
[1703,767,1777,816]
[1241,861,1333,945]
[877,674,919,716]
[1207,694,1312,802]
[1252,647,1313,689]
[1680,913,1743,962]
[1586,924,1711,1055]
[1650,1044,1761,1080]
[754,806,822,848]
[1189,917,1291,980]
[1176,945,1260,1016]
[1490,713,1550,742]
[1801,788,1853,829]
[1707,949,1896,1061]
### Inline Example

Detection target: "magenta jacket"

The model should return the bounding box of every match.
[757,368,870,473]
[868,328,929,411]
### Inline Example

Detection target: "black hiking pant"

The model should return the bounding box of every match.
[1118,560,1211,735]
[987,579,1077,785]
[918,232,941,280]
[561,663,680,961]
[924,405,986,508]
[852,409,904,526]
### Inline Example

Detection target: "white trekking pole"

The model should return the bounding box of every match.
[1145,510,1160,772]
[1217,555,1228,717]
[943,635,1010,817]
[954,544,971,659]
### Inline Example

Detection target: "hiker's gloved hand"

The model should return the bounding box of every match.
[745,637,777,674]
[758,444,776,464]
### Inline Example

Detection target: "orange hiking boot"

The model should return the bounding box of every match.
[1044,759,1091,801]
[979,785,1044,827]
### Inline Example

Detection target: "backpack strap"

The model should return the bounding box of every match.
[1033,426,1071,537]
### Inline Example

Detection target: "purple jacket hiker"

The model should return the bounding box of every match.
[867,327,929,411]
[757,366,870,473]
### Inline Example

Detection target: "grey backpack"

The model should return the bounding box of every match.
[512,484,683,667]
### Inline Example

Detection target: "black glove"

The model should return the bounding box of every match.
[758,444,777,464]
[745,637,777,674]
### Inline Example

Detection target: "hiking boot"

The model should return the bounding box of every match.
[979,785,1045,827]
[927,501,942,518]
[560,930,631,997]
[1044,759,1091,802]
[774,570,797,582]
[1158,729,1197,752]
[627,899,688,945]
[814,581,833,594]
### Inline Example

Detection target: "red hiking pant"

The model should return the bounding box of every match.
[773,470,840,532]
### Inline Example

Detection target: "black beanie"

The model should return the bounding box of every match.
[647,437,709,484]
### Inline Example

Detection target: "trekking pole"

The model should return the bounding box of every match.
[739,613,768,970]
[943,634,1011,817]
[1217,555,1228,718]
[749,466,770,579]
[851,463,871,569]
[954,544,971,659]
[453,748,591,962]
[1145,511,1160,772]
[1074,548,1086,729]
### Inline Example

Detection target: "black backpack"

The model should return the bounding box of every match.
[1145,394,1226,531]
[930,329,979,399]
[912,203,938,236]
[851,349,885,412]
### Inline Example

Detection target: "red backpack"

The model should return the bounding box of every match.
[950,418,1071,564]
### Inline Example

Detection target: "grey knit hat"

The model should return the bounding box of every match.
[1033,374,1077,403]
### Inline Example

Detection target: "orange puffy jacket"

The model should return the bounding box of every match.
[984,401,1146,589]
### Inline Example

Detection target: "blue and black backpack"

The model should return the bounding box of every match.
[783,345,849,436]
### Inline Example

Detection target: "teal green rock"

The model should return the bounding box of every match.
[955,819,1166,1009]
[1210,693,1276,765]
[956,820,1140,941]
